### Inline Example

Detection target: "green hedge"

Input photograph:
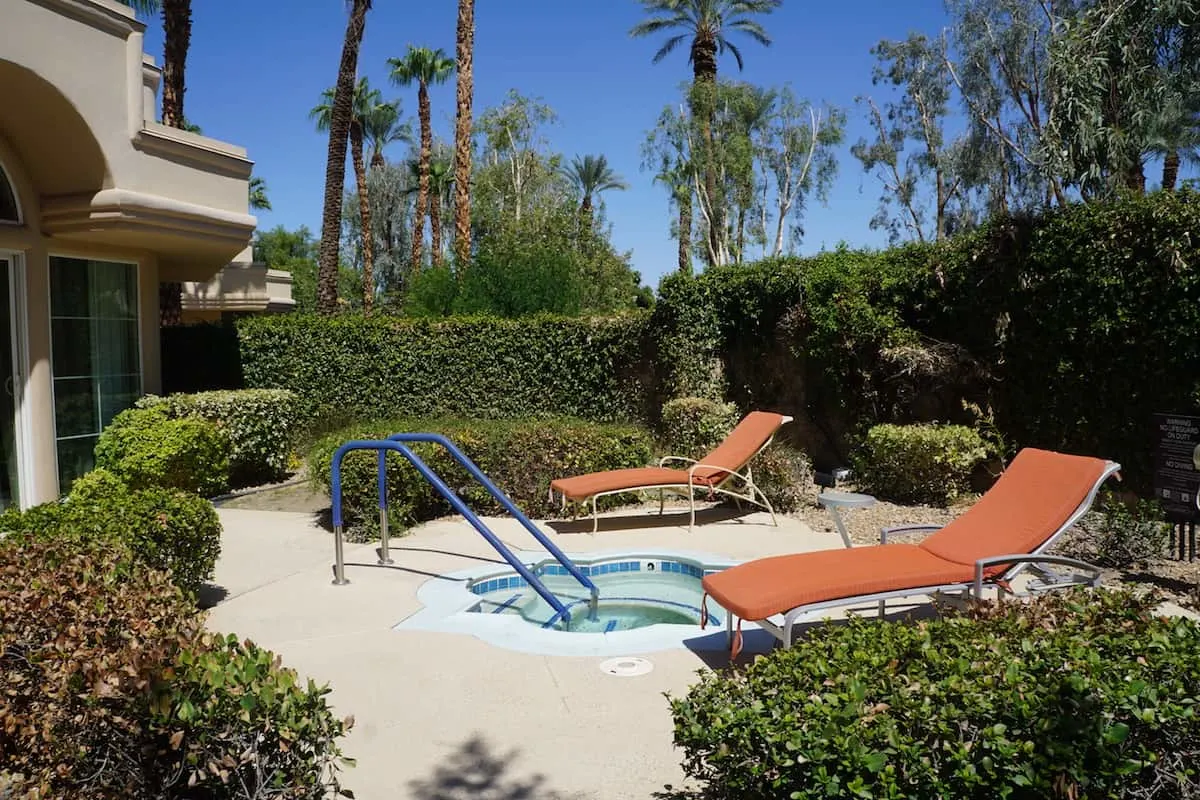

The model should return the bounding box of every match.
[670,589,1200,799]
[660,396,740,459]
[851,423,991,506]
[309,417,656,538]
[94,404,231,496]
[238,313,654,426]
[140,388,300,487]
[0,468,222,597]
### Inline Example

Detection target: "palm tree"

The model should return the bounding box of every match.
[453,0,477,268]
[1146,96,1200,191]
[631,0,780,265]
[362,100,411,169]
[427,156,455,266]
[316,0,372,315]
[562,154,629,215]
[249,175,271,212]
[312,77,386,311]
[388,47,455,272]
[117,0,191,128]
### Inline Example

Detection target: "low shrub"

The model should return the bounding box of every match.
[0,537,353,797]
[852,422,990,505]
[309,417,656,538]
[1068,492,1170,568]
[0,468,222,597]
[660,397,740,459]
[141,388,301,487]
[745,443,811,514]
[670,588,1200,800]
[95,404,231,496]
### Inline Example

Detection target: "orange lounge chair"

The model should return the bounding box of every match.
[701,447,1120,656]
[549,411,793,533]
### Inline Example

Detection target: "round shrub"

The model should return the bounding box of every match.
[1067,491,1170,568]
[660,396,740,459]
[743,443,811,514]
[309,417,656,539]
[95,404,231,496]
[1,469,222,598]
[851,422,990,505]
[0,536,354,798]
[670,588,1200,800]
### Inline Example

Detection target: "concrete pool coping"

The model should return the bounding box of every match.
[398,547,778,656]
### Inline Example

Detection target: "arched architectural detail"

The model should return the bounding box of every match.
[0,160,18,223]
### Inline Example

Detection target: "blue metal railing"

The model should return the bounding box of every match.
[329,436,597,626]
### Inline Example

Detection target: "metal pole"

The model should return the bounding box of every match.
[377,450,393,565]
[332,525,349,585]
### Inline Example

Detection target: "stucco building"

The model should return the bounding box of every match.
[0,0,257,506]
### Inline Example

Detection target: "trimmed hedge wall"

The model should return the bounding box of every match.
[238,313,654,425]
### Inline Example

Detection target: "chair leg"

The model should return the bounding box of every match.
[659,488,664,516]
[688,487,695,533]
[591,496,599,535]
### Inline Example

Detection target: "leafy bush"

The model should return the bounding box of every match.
[309,417,655,538]
[0,536,353,797]
[95,404,231,496]
[0,468,222,597]
[745,443,811,514]
[1069,492,1170,568]
[670,588,1200,800]
[852,422,990,505]
[149,632,354,797]
[660,397,740,459]
[238,313,653,426]
[141,388,301,487]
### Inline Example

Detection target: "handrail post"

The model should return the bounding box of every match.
[377,450,393,565]
[331,443,350,586]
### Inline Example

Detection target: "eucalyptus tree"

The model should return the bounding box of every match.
[389,46,455,271]
[316,0,373,314]
[475,90,561,225]
[453,0,477,266]
[642,104,694,274]
[631,0,781,265]
[853,34,965,244]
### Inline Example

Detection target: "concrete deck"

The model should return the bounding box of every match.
[205,506,848,800]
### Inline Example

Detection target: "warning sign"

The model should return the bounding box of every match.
[1153,413,1200,521]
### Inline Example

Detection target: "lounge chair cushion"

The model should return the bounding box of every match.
[550,467,711,502]
[918,448,1108,573]
[702,544,973,622]
[692,411,789,482]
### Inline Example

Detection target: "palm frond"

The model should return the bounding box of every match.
[653,34,690,63]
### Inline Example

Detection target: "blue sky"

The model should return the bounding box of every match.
[144,0,954,285]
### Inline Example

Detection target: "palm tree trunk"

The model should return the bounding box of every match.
[370,149,386,170]
[411,83,432,272]
[690,38,720,268]
[160,0,191,128]
[453,0,476,270]
[350,123,374,312]
[317,0,372,315]
[430,188,443,266]
[1163,150,1181,192]
[1124,161,1146,194]
[677,189,692,276]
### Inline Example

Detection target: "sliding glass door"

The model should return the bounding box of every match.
[49,257,141,491]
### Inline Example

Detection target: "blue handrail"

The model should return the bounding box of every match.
[387,432,599,605]
[329,439,593,626]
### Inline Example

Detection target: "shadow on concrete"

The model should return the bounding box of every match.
[407,734,583,800]
[545,505,749,536]
[197,583,229,609]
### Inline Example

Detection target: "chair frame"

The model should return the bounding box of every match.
[553,416,792,534]
[740,459,1121,649]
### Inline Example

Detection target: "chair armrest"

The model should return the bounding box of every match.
[972,554,1102,598]
[659,455,699,468]
[880,524,943,544]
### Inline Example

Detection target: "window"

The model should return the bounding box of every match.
[49,257,141,490]
[0,163,17,223]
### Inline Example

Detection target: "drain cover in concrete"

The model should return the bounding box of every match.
[599,656,654,677]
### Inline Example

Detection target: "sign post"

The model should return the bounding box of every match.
[1152,413,1200,561]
